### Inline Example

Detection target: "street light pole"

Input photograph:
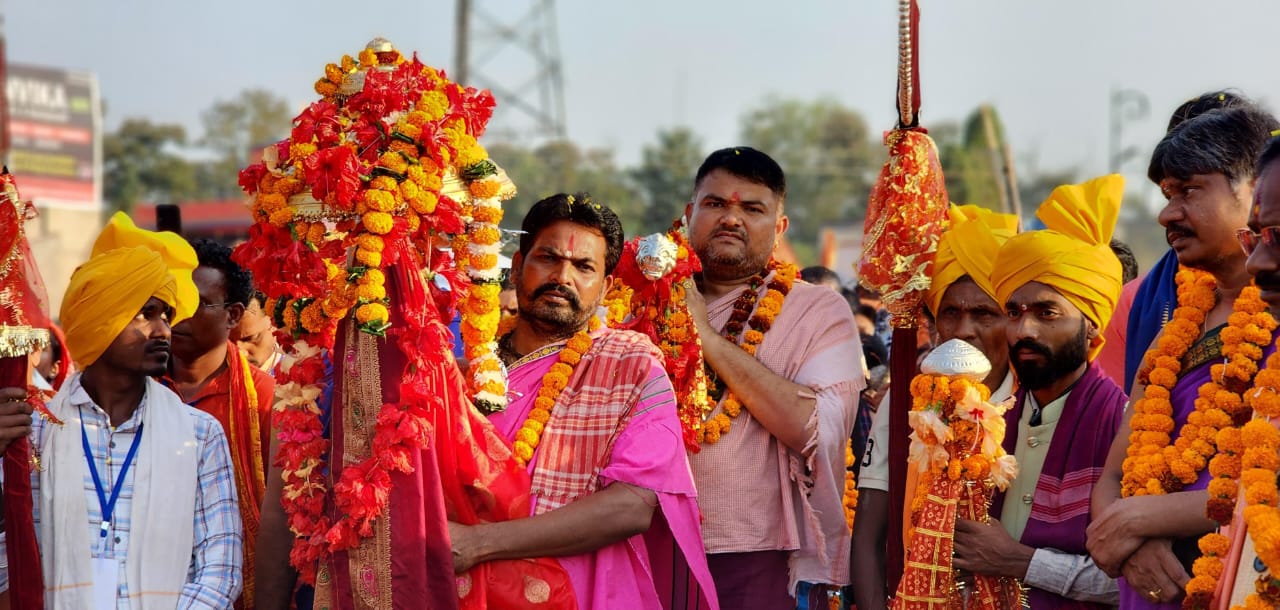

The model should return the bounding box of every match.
[1109,87,1150,173]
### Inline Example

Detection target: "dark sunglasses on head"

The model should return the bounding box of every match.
[1237,226,1280,255]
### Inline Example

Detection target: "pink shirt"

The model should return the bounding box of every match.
[490,335,718,610]
[1097,274,1143,392]
[690,280,864,591]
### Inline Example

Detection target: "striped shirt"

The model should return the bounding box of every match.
[4,378,243,609]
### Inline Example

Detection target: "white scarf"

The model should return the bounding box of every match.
[39,375,199,609]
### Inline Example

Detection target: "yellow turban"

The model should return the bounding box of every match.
[91,211,198,323]
[925,204,1019,316]
[60,213,198,367]
[991,174,1125,360]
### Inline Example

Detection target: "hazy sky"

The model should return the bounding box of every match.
[8,0,1279,204]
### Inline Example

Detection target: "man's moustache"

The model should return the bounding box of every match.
[532,284,581,307]
[1010,339,1052,359]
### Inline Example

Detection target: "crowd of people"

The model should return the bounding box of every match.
[0,86,1277,610]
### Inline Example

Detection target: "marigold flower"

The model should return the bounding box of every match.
[723,396,742,417]
[269,208,295,227]
[418,90,450,120]
[378,151,410,175]
[513,441,534,464]
[356,283,387,301]
[409,193,438,215]
[355,303,388,325]
[472,205,503,224]
[300,302,326,333]
[355,249,382,268]
[306,223,327,244]
[314,79,338,97]
[469,179,502,200]
[361,212,394,235]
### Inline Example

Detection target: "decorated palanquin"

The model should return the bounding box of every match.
[602,224,711,451]
[232,39,575,609]
[0,168,51,610]
[893,340,1022,609]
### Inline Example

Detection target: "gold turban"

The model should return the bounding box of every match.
[60,213,198,367]
[91,212,198,323]
[925,204,1019,316]
[991,174,1125,360]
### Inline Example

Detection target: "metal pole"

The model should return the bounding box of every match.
[1110,88,1150,174]
[454,0,470,84]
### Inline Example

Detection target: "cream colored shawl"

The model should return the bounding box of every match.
[39,375,198,609]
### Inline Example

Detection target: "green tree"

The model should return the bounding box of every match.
[103,119,197,215]
[935,105,1011,210]
[488,140,644,237]
[200,89,294,198]
[631,127,704,235]
[738,96,878,251]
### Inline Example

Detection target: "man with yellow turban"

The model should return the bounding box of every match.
[944,175,1128,610]
[851,204,1019,610]
[0,212,243,608]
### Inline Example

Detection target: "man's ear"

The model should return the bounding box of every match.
[511,251,523,283]
[227,303,246,329]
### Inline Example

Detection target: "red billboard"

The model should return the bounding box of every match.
[5,64,102,209]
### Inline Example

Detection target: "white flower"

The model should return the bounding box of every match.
[908,430,951,472]
[954,384,1012,455]
[909,409,952,445]
[275,381,323,414]
[990,453,1019,491]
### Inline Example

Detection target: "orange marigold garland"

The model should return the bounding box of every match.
[458,167,509,414]
[1122,271,1274,499]
[603,224,711,450]
[1120,271,1277,608]
[1202,335,1280,610]
[844,440,859,530]
[511,330,593,465]
[702,258,797,444]
[232,39,512,584]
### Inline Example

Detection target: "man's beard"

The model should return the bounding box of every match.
[521,283,594,338]
[1009,321,1090,391]
[698,234,770,280]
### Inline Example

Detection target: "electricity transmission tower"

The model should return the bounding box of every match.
[454,0,567,140]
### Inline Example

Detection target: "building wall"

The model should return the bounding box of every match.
[27,206,103,319]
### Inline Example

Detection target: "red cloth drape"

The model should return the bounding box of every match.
[320,263,574,609]
[1,355,43,609]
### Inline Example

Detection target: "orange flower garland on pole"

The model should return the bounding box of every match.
[602,224,711,451]
[460,169,509,413]
[231,38,517,584]
[893,339,1021,610]
[859,2,952,587]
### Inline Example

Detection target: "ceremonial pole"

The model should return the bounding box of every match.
[857,0,949,593]
[0,169,49,610]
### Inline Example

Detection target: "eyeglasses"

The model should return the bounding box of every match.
[198,301,234,310]
[1237,226,1280,255]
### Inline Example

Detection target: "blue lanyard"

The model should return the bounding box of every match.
[80,413,144,538]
